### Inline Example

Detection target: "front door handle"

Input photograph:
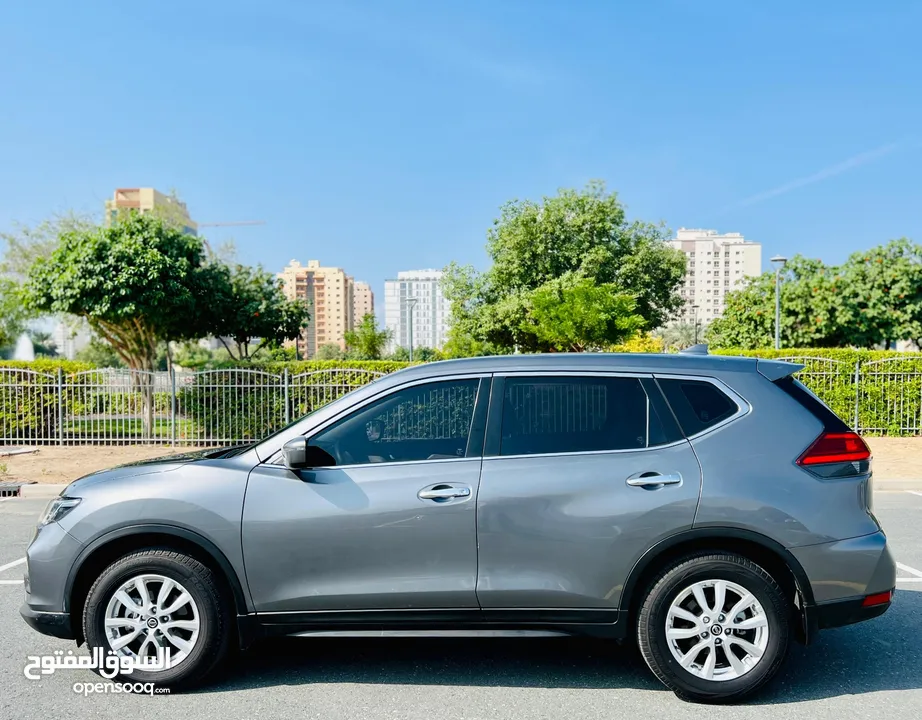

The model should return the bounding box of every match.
[418,484,472,501]
[626,472,683,488]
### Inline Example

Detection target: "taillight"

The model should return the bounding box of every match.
[796,431,871,466]
[862,590,892,607]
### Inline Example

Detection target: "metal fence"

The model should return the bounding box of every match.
[3,357,922,445]
[0,367,386,446]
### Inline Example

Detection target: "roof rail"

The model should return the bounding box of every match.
[679,343,709,355]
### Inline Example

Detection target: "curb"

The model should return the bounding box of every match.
[18,483,68,499]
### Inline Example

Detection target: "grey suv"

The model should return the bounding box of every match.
[21,352,895,702]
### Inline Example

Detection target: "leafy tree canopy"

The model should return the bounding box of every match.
[344,314,391,360]
[206,263,309,361]
[444,181,685,353]
[706,240,922,349]
[23,213,222,370]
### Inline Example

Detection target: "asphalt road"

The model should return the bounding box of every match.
[1,493,921,720]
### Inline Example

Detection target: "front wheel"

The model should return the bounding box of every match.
[636,553,790,703]
[82,548,232,690]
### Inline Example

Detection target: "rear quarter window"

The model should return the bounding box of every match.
[657,378,739,436]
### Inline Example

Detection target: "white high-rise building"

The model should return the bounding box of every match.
[384,270,451,353]
[667,229,762,323]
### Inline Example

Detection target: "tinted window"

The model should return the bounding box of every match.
[499,376,668,456]
[311,379,481,465]
[657,378,738,436]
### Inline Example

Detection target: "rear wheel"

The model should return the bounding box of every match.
[637,553,790,703]
[83,548,231,690]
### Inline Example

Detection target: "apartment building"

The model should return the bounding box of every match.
[667,228,762,323]
[353,281,374,323]
[278,260,355,358]
[105,188,198,235]
[384,270,451,353]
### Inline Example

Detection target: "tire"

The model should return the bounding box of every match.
[82,548,232,690]
[636,552,790,703]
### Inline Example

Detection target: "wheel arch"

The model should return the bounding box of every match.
[66,524,250,644]
[620,528,816,644]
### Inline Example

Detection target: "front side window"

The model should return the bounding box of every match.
[499,376,672,457]
[310,379,481,466]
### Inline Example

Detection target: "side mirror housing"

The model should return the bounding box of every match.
[282,437,336,470]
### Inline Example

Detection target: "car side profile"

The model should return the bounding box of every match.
[20,351,895,702]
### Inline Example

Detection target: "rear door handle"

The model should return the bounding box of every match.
[418,484,472,501]
[626,472,683,488]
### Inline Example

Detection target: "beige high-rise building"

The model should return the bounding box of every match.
[353,281,374,323]
[278,260,355,358]
[105,188,198,235]
[667,229,762,324]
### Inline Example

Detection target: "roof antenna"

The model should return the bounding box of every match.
[680,344,709,355]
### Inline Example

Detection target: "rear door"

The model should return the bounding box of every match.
[474,372,702,617]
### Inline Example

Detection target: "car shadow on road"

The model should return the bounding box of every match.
[201,588,922,702]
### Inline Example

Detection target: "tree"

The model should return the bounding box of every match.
[706,246,922,350]
[527,275,645,351]
[76,338,126,368]
[315,343,345,360]
[27,330,57,357]
[344,314,391,360]
[23,213,219,371]
[836,239,922,349]
[0,277,27,350]
[1,212,96,280]
[207,263,309,361]
[443,181,686,353]
[654,322,700,352]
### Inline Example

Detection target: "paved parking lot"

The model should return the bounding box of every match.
[1,493,921,719]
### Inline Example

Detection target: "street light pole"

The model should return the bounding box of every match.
[770,255,788,350]
[406,297,418,362]
[691,304,699,344]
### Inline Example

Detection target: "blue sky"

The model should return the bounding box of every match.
[2,0,921,304]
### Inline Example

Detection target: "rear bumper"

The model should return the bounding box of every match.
[19,604,74,640]
[790,530,896,604]
[814,593,893,630]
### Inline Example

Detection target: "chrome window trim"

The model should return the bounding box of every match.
[483,438,691,463]
[263,373,491,466]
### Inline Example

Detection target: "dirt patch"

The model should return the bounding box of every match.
[1,438,919,486]
[866,437,922,481]
[0,445,212,485]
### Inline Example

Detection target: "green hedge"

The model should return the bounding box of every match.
[714,348,922,436]
[210,359,416,375]
[0,359,96,374]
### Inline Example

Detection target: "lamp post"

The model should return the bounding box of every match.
[405,296,418,361]
[691,304,699,344]
[770,255,788,350]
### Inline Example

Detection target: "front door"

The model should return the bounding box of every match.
[475,374,702,617]
[243,375,489,613]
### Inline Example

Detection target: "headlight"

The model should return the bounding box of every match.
[37,497,81,528]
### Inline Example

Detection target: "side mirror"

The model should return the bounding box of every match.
[282,437,336,470]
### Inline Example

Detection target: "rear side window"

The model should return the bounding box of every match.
[657,378,738,436]
[499,376,674,456]
[773,376,850,432]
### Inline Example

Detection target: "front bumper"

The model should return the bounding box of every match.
[19,604,74,640]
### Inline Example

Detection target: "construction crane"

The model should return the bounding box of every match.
[196,220,266,255]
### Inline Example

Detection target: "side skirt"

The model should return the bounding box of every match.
[236,609,624,647]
